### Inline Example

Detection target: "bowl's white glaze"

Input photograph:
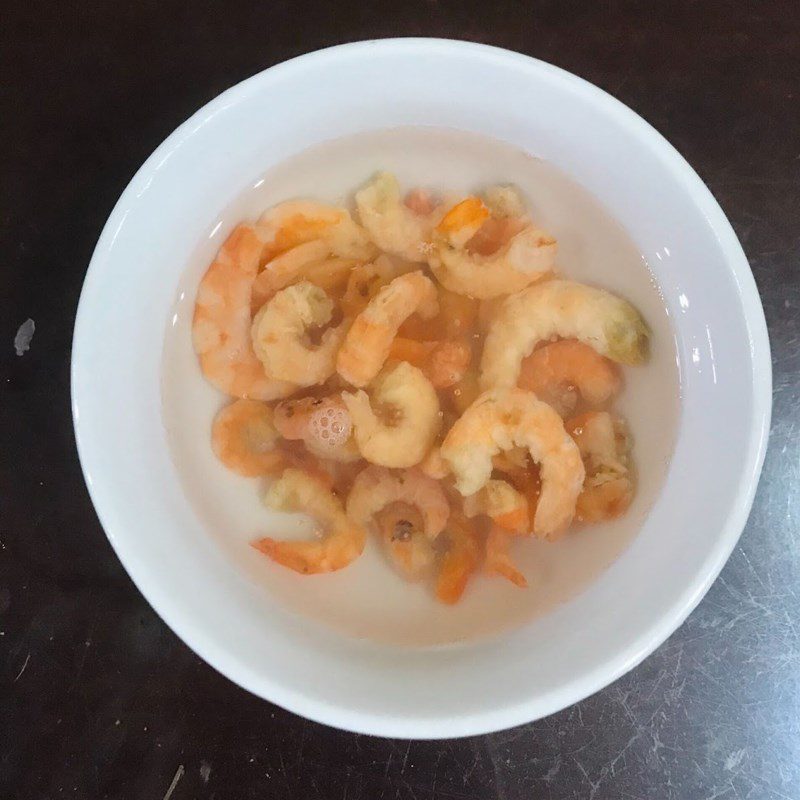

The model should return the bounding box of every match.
[72,39,771,738]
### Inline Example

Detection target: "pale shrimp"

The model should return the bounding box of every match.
[565,411,634,522]
[192,224,297,400]
[346,465,450,539]
[251,240,358,311]
[254,468,366,574]
[251,282,348,387]
[273,394,360,462]
[480,280,650,390]
[336,271,439,387]
[257,200,376,262]
[374,503,437,581]
[440,388,585,539]
[388,337,472,388]
[342,361,441,468]
[485,524,528,588]
[211,399,285,477]
[428,196,557,299]
[463,479,530,534]
[518,339,621,417]
[435,512,481,604]
[355,172,445,262]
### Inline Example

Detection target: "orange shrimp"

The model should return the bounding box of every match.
[337,271,439,387]
[435,513,481,605]
[211,400,286,477]
[192,225,296,401]
[518,339,621,416]
[485,524,528,588]
[463,479,530,534]
[565,411,634,522]
[388,337,472,389]
[254,468,366,574]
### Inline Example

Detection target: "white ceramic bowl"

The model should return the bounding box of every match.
[72,39,771,738]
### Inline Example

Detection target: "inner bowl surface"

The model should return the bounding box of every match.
[72,39,770,738]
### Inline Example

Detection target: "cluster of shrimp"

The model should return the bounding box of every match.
[193,172,649,603]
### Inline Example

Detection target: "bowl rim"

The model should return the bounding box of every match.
[72,37,772,738]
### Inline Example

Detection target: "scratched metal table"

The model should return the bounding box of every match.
[3,2,798,798]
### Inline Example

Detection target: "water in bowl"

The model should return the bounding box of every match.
[162,127,680,646]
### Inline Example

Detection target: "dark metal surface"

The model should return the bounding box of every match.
[2,2,798,798]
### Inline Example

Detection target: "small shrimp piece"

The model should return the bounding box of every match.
[337,271,439,387]
[480,280,650,390]
[342,361,441,468]
[273,395,360,462]
[440,388,585,539]
[566,411,634,522]
[257,200,376,262]
[355,172,445,262]
[425,340,472,389]
[419,447,450,480]
[211,400,285,477]
[518,339,621,417]
[254,468,367,574]
[346,465,450,540]
[435,513,481,604]
[428,195,557,300]
[404,188,438,216]
[192,224,297,400]
[463,479,530,534]
[375,502,437,581]
[484,185,527,218]
[388,337,472,389]
[252,282,348,387]
[485,524,528,588]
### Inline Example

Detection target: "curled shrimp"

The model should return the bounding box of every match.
[273,394,360,462]
[485,524,528,588]
[211,399,285,477]
[251,281,348,387]
[480,280,650,391]
[435,513,481,604]
[566,411,634,522]
[388,337,472,389]
[342,361,441,468]
[257,200,376,262]
[251,239,358,312]
[192,224,296,400]
[346,465,450,538]
[518,339,621,417]
[428,193,557,299]
[463,479,530,534]
[254,468,366,574]
[440,388,585,539]
[336,271,439,387]
[355,172,445,262]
